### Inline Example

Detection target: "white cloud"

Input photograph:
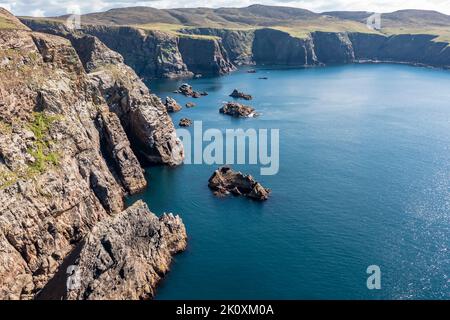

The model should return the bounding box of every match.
[1,0,450,16]
[30,8,45,17]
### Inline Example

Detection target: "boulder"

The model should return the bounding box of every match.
[219,102,257,118]
[164,97,182,113]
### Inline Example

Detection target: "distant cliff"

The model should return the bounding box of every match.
[253,29,450,68]
[22,18,450,80]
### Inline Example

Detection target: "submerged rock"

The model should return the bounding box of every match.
[186,102,196,108]
[219,102,257,118]
[164,97,182,113]
[66,201,187,300]
[230,89,252,100]
[247,69,257,73]
[179,118,193,127]
[208,166,271,201]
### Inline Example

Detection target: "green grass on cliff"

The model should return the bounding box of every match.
[27,112,60,174]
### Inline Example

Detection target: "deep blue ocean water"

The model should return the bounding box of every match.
[129,64,450,299]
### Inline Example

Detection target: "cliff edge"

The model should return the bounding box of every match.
[0,9,186,300]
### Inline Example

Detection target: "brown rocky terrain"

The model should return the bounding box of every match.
[0,9,186,300]
[220,102,257,118]
[208,166,271,201]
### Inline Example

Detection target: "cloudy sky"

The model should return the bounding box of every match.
[1,0,450,17]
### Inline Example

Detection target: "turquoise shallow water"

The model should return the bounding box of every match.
[129,64,450,299]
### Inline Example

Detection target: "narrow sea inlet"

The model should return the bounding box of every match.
[128,64,450,299]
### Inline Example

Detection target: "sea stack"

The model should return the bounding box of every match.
[208,166,271,201]
[220,102,257,118]
[230,89,253,100]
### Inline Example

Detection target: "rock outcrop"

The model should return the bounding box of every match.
[176,83,198,97]
[220,102,257,118]
[208,167,271,201]
[179,118,193,127]
[66,201,187,300]
[164,97,182,113]
[230,89,253,100]
[19,21,185,167]
[22,20,237,79]
[0,9,186,300]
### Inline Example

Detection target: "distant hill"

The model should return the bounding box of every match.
[18,5,450,42]
[324,9,450,28]
[52,5,319,27]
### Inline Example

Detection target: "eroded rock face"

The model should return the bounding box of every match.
[219,102,257,118]
[76,34,185,166]
[0,27,124,299]
[16,22,185,167]
[0,9,186,300]
[66,200,187,300]
[165,97,182,113]
[208,167,271,201]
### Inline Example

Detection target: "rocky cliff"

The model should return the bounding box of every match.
[0,9,186,300]
[22,17,450,78]
[253,29,450,68]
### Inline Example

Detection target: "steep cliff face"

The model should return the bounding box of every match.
[178,35,236,75]
[311,32,355,64]
[22,19,237,79]
[252,28,318,66]
[349,33,450,67]
[17,19,185,166]
[0,10,186,300]
[181,28,255,65]
[83,26,194,79]
[252,28,450,68]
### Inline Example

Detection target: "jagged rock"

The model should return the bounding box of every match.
[185,102,196,108]
[77,35,185,166]
[177,83,203,98]
[66,200,187,300]
[164,97,182,113]
[96,112,147,194]
[179,118,193,127]
[219,102,258,118]
[11,20,185,167]
[0,9,185,300]
[230,89,253,100]
[208,166,270,201]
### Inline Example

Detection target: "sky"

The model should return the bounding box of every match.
[1,0,450,17]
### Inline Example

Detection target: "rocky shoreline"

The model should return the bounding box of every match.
[20,16,450,81]
[0,9,186,300]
